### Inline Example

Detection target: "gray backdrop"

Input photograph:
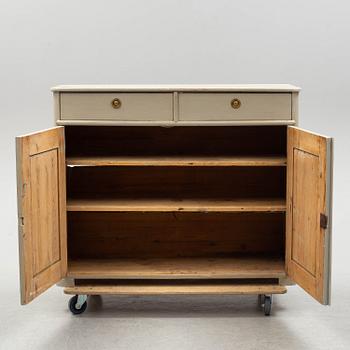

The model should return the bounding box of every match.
[0,1,349,349]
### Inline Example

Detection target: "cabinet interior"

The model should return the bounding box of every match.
[65,125,286,157]
[65,126,287,280]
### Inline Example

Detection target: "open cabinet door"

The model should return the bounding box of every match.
[286,127,333,304]
[16,127,67,304]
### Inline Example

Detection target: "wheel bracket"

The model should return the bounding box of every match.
[75,294,88,309]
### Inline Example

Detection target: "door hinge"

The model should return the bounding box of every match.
[21,183,27,198]
[18,217,25,238]
[320,213,328,229]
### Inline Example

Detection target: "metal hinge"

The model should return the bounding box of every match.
[18,217,25,238]
[320,213,328,229]
[21,183,26,198]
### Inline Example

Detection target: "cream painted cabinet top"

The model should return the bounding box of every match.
[52,84,300,126]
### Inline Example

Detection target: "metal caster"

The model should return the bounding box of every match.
[258,294,272,316]
[68,295,88,315]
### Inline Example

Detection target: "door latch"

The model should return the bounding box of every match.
[320,213,328,229]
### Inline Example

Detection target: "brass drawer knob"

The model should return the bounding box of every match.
[231,98,241,109]
[111,98,122,109]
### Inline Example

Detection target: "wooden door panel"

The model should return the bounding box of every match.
[16,127,67,304]
[286,127,333,304]
[291,148,319,275]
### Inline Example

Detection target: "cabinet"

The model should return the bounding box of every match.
[16,84,333,315]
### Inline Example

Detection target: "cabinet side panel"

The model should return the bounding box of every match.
[53,92,61,125]
[291,92,299,125]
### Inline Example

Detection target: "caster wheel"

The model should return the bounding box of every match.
[263,295,272,316]
[69,295,87,315]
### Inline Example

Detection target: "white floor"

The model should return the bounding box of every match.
[1,272,350,350]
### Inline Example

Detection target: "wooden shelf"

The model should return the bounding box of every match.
[66,155,287,167]
[64,282,287,296]
[67,198,286,212]
[67,256,286,279]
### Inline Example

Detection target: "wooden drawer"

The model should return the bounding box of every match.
[60,93,173,121]
[178,93,292,121]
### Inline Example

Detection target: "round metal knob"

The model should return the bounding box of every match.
[231,98,241,109]
[111,98,121,109]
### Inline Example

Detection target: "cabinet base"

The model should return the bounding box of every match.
[64,283,287,296]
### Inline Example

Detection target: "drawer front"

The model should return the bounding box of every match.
[179,93,292,121]
[60,93,173,121]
